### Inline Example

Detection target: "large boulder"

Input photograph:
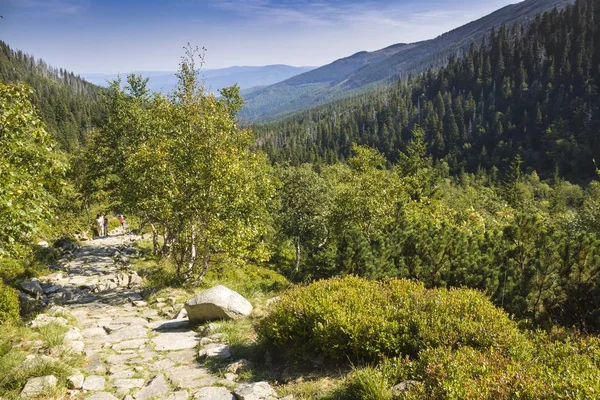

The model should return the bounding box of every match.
[184,285,252,324]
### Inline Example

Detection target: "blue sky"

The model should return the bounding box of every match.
[1,0,519,74]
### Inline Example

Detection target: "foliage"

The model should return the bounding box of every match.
[0,83,67,258]
[76,46,275,282]
[401,333,600,400]
[0,283,19,324]
[257,276,525,363]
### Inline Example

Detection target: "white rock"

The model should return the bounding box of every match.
[152,331,199,351]
[107,325,147,342]
[234,382,277,400]
[134,373,169,400]
[193,386,235,400]
[184,285,252,324]
[112,378,145,389]
[37,240,49,247]
[83,375,106,391]
[67,372,84,389]
[20,375,57,397]
[198,343,231,359]
[64,328,83,341]
[65,340,85,354]
[112,339,147,351]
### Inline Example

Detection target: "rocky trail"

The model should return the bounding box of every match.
[21,230,285,400]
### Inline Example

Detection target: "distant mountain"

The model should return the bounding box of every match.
[83,65,315,94]
[240,0,574,122]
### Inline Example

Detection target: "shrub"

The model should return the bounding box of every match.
[0,257,25,281]
[257,276,525,363]
[0,282,19,324]
[406,335,600,400]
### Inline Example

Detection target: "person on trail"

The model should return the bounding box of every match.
[104,214,109,237]
[119,214,128,233]
[95,213,104,238]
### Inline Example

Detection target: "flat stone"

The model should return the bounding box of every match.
[108,325,147,342]
[165,349,197,364]
[134,373,169,400]
[85,354,108,374]
[234,382,277,400]
[194,386,235,400]
[159,392,189,400]
[149,320,190,331]
[149,359,175,371]
[153,331,199,351]
[82,327,108,338]
[83,375,106,391]
[20,375,57,397]
[107,353,137,364]
[198,343,231,359]
[113,339,147,351]
[112,378,145,389]
[166,366,214,390]
[68,371,84,389]
[110,369,135,379]
[86,392,120,400]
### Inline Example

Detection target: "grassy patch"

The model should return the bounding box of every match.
[276,377,343,400]
[36,323,68,349]
[0,322,83,399]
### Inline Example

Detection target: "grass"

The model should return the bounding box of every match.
[0,320,83,399]
[36,323,68,349]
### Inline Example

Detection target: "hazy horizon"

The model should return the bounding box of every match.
[1,0,520,75]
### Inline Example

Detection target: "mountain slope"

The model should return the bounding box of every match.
[0,40,105,152]
[255,0,600,180]
[240,0,574,122]
[341,0,574,88]
[84,64,315,94]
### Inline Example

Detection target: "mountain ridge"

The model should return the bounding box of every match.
[240,0,575,122]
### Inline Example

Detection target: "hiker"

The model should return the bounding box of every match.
[104,214,109,237]
[95,213,104,237]
[119,214,128,233]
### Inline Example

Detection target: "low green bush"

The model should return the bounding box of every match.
[403,334,600,400]
[0,257,25,281]
[0,282,19,324]
[257,276,525,363]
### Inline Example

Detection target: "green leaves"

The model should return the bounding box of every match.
[0,83,67,256]
[78,51,274,281]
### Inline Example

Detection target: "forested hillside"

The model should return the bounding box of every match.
[240,0,573,122]
[0,41,105,151]
[256,0,599,181]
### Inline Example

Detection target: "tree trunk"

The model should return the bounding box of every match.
[193,238,211,285]
[150,222,159,255]
[186,224,197,277]
[295,237,301,273]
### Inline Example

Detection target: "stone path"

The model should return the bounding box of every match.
[26,230,285,400]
